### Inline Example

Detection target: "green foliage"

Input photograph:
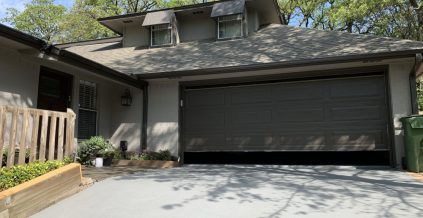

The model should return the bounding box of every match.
[112,149,122,160]
[63,156,74,164]
[2,0,67,43]
[77,136,116,165]
[277,0,423,40]
[0,160,66,191]
[130,150,174,161]
[58,0,120,43]
[417,78,423,111]
[159,0,217,8]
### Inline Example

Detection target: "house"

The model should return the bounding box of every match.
[1,0,423,167]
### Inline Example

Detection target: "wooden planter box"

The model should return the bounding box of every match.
[0,163,82,218]
[112,160,179,168]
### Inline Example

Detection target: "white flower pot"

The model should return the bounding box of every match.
[95,157,103,167]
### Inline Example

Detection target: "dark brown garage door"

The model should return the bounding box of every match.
[182,75,390,156]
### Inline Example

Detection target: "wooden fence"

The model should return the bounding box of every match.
[0,106,76,168]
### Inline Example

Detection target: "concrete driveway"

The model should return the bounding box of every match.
[33,165,423,218]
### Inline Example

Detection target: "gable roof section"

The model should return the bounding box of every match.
[0,23,46,49]
[0,24,144,88]
[64,24,423,79]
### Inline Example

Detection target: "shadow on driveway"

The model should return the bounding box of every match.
[33,165,423,218]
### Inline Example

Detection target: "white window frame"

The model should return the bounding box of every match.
[78,80,98,140]
[150,23,173,47]
[217,14,243,40]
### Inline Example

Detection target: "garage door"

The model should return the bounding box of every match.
[182,75,390,163]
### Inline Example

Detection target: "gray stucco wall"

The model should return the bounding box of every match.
[0,48,39,107]
[123,23,150,48]
[146,60,415,166]
[247,7,259,33]
[178,17,216,42]
[147,81,179,156]
[0,45,143,152]
[389,62,414,167]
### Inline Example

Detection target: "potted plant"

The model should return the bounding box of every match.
[99,148,118,166]
[77,136,116,167]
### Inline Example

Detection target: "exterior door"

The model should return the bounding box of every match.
[37,67,73,112]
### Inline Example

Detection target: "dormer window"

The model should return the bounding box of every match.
[151,24,172,46]
[211,0,245,40]
[142,10,175,47]
[218,14,243,39]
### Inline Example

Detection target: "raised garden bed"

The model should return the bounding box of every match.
[0,163,82,218]
[111,160,179,168]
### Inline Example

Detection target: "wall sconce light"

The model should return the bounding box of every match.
[121,89,132,106]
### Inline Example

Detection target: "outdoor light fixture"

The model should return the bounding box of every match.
[120,141,128,159]
[121,89,132,106]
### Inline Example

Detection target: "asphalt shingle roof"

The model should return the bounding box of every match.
[65,24,423,76]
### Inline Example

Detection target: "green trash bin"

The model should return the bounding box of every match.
[401,116,423,172]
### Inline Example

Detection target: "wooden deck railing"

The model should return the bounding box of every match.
[0,106,76,168]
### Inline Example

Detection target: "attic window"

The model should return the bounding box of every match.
[218,14,243,39]
[151,24,172,46]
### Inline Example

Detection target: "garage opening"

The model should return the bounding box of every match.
[181,73,391,165]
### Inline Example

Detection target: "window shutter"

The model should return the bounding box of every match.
[78,80,97,139]
[78,109,97,140]
[79,80,97,110]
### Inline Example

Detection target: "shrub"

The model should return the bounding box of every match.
[0,160,66,191]
[131,150,174,161]
[77,136,116,165]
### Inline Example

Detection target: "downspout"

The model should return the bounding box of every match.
[141,82,149,152]
[410,53,423,115]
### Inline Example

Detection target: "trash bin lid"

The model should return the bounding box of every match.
[406,116,423,128]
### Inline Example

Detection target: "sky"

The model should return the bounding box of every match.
[0,0,74,20]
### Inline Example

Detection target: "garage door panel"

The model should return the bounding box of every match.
[330,105,382,121]
[278,132,326,147]
[329,77,384,98]
[273,107,325,122]
[185,90,225,107]
[231,134,276,150]
[229,108,272,125]
[330,129,382,146]
[184,134,226,151]
[183,75,389,153]
[184,110,225,131]
[230,86,272,104]
[272,84,326,101]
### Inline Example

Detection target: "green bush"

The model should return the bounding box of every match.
[131,150,174,161]
[77,136,116,165]
[0,160,66,191]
